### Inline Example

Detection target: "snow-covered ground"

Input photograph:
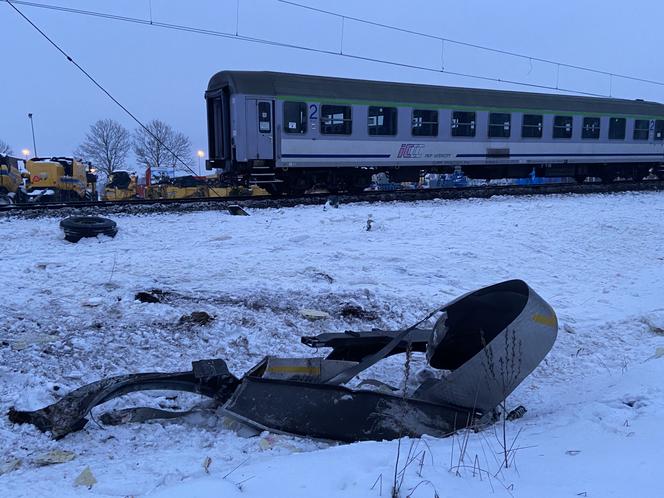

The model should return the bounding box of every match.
[1,192,664,497]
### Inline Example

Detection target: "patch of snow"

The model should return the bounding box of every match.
[1,192,663,497]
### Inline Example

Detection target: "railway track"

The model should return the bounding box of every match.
[2,179,664,218]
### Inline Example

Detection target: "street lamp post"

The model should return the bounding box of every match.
[196,150,205,176]
[28,113,37,157]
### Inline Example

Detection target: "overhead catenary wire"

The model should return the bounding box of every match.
[0,0,629,98]
[278,0,664,91]
[4,0,222,193]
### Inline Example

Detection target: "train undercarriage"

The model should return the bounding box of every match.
[225,161,661,194]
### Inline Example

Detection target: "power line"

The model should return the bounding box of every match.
[4,0,220,192]
[279,0,664,91]
[0,0,615,97]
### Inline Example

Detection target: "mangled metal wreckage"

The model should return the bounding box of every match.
[9,280,557,442]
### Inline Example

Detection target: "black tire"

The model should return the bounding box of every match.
[60,216,117,243]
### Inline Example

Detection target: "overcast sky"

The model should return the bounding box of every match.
[2,0,664,170]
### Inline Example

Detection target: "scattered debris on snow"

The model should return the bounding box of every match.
[2,333,59,351]
[34,450,75,466]
[134,291,161,303]
[2,193,664,497]
[299,308,331,321]
[73,467,96,488]
[0,458,21,476]
[179,311,214,326]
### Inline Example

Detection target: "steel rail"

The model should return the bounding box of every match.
[3,180,664,217]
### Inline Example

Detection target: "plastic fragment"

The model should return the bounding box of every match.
[2,334,59,351]
[74,467,97,488]
[299,309,330,321]
[0,458,22,475]
[259,434,277,451]
[34,450,76,466]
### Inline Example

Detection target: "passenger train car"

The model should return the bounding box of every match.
[205,71,664,192]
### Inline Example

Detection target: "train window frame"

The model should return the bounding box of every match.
[633,119,650,141]
[521,114,543,138]
[553,116,573,139]
[320,104,353,135]
[283,101,307,135]
[368,106,398,136]
[488,113,511,138]
[411,109,438,137]
[608,117,626,140]
[655,120,664,140]
[451,111,476,137]
[582,117,601,140]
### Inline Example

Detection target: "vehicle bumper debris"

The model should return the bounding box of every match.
[8,279,557,442]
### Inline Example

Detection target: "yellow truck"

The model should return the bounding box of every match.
[0,154,25,204]
[25,157,96,202]
[103,170,138,201]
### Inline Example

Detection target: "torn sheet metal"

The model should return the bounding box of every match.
[415,280,557,411]
[8,279,557,443]
[223,376,480,442]
[258,357,357,383]
[8,360,239,439]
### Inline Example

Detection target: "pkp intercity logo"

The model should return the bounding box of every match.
[397,143,424,159]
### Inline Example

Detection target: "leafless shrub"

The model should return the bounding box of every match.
[390,344,440,498]
[481,327,522,471]
[0,138,13,155]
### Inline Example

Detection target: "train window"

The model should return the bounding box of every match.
[521,114,543,138]
[320,105,352,135]
[451,111,476,137]
[553,116,573,139]
[655,120,664,140]
[609,118,626,139]
[633,119,650,140]
[582,117,600,139]
[258,102,272,133]
[488,113,511,138]
[283,101,307,134]
[412,109,438,136]
[368,107,398,135]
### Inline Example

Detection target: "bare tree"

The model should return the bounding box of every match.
[0,139,13,156]
[132,119,193,175]
[75,119,131,178]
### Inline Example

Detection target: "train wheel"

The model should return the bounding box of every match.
[574,176,586,184]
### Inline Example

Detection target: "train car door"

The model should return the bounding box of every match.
[246,99,274,160]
